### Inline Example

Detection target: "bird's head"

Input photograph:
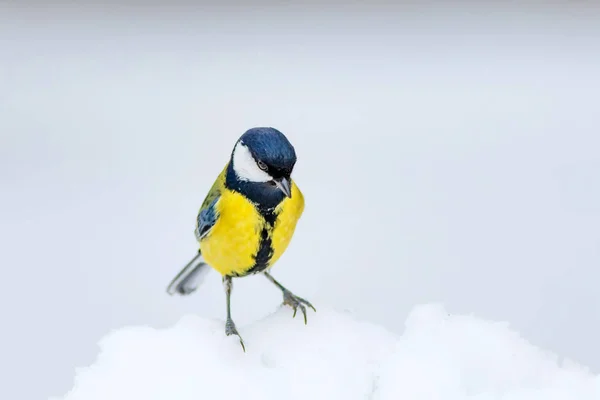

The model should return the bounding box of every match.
[229,127,297,199]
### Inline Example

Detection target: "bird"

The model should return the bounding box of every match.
[166,127,315,351]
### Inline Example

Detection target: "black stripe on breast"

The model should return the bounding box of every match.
[246,208,278,275]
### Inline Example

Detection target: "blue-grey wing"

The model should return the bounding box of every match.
[195,195,219,241]
[194,163,227,241]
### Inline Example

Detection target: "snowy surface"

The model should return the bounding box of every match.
[56,304,600,400]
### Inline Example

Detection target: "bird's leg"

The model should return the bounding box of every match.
[223,276,245,352]
[263,271,316,324]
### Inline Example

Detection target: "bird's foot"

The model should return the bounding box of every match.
[282,290,316,324]
[225,318,246,352]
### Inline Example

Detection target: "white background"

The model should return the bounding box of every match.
[1,3,599,399]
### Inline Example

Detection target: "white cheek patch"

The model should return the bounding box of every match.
[232,141,272,182]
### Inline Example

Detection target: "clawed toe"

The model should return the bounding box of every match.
[282,290,316,324]
[225,318,246,352]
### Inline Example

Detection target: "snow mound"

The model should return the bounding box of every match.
[376,304,600,399]
[56,304,600,400]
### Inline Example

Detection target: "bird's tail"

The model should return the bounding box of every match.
[166,251,212,295]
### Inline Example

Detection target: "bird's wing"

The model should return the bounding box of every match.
[194,163,228,241]
[166,164,229,296]
[195,196,219,241]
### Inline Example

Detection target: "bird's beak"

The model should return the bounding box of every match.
[274,177,292,198]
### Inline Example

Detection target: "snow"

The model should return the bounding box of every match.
[376,305,600,400]
[55,304,600,400]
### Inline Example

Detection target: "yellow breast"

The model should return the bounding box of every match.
[199,182,304,277]
[270,182,305,267]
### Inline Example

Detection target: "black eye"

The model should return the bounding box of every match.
[257,160,268,171]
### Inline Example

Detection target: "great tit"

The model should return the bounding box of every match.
[166,127,315,351]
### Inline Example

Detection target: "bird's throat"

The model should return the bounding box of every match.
[225,163,286,211]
